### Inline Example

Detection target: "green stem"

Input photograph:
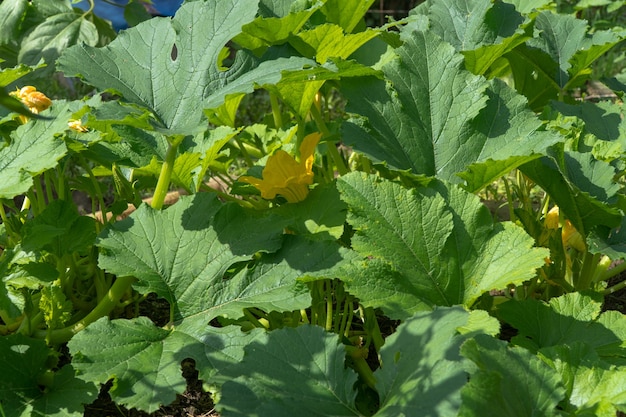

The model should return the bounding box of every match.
[33,176,46,214]
[0,203,8,225]
[603,278,626,296]
[346,345,376,389]
[235,137,254,169]
[152,136,183,210]
[270,93,283,129]
[597,258,626,282]
[243,308,268,329]
[309,103,349,176]
[339,297,354,339]
[576,252,600,291]
[34,275,136,344]
[325,281,333,331]
[502,176,516,223]
[79,156,107,228]
[44,171,54,203]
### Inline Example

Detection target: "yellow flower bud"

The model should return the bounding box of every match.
[562,220,585,252]
[544,206,560,229]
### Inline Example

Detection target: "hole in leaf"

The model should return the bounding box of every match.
[171,44,178,61]
[218,42,237,71]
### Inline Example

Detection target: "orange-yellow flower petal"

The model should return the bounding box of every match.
[68,119,88,132]
[240,132,321,203]
[10,86,52,117]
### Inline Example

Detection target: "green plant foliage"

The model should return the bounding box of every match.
[336,172,548,317]
[2,0,626,414]
[0,334,96,417]
[541,342,626,416]
[0,101,75,199]
[57,0,314,135]
[69,318,265,413]
[217,325,361,417]
[373,307,494,416]
[342,29,559,186]
[499,292,626,361]
[97,194,292,319]
[459,335,566,417]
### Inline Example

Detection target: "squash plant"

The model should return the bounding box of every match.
[2,0,626,416]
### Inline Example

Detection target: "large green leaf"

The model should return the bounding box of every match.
[275,181,347,240]
[57,0,313,135]
[18,11,98,67]
[83,207,354,411]
[498,292,626,361]
[506,11,626,109]
[21,200,96,257]
[293,24,379,64]
[68,318,264,413]
[217,325,361,417]
[459,335,565,417]
[342,30,556,185]
[416,0,531,75]
[336,173,548,317]
[541,343,626,416]
[321,0,375,33]
[97,193,287,320]
[235,4,320,53]
[0,334,96,417]
[0,100,81,199]
[458,78,561,192]
[0,0,28,46]
[374,307,492,417]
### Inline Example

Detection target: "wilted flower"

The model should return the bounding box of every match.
[240,132,321,203]
[10,86,52,123]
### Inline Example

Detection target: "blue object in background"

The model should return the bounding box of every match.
[75,0,184,31]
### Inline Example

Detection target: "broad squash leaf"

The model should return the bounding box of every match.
[506,11,626,110]
[375,307,496,417]
[68,318,264,413]
[57,0,313,135]
[92,193,357,410]
[0,100,83,199]
[19,10,98,68]
[520,149,622,236]
[459,335,566,417]
[541,343,626,417]
[499,292,626,362]
[336,173,548,318]
[218,325,361,417]
[0,334,96,417]
[342,29,557,186]
[412,0,531,75]
[98,193,289,321]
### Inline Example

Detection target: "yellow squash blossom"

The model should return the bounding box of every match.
[10,86,52,123]
[544,206,586,252]
[544,206,560,229]
[68,119,88,132]
[240,132,321,203]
